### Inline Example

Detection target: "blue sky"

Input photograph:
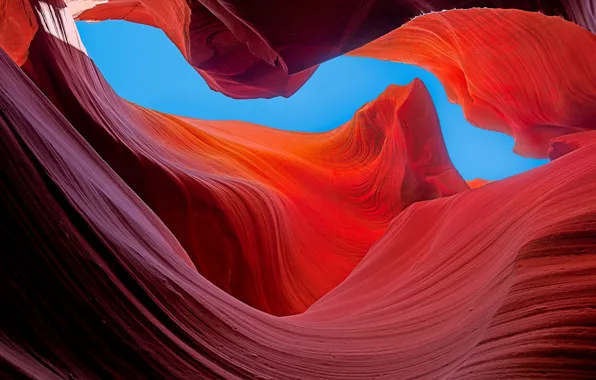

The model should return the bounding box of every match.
[76,20,546,181]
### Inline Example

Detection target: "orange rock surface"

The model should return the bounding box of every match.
[1,1,596,379]
[350,9,596,157]
[466,178,491,189]
[70,0,596,99]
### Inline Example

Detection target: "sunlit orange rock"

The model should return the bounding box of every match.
[0,0,38,65]
[20,11,468,313]
[466,178,491,189]
[69,0,594,99]
[1,1,596,379]
[4,39,596,376]
[350,9,596,158]
[6,0,593,99]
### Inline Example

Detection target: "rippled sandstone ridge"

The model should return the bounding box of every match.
[1,0,596,379]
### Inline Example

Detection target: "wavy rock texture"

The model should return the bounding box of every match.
[349,9,596,158]
[5,0,595,98]
[2,1,596,379]
[67,0,596,98]
[16,5,468,315]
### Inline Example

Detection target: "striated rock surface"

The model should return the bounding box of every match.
[16,5,468,314]
[5,0,595,99]
[69,0,595,99]
[350,9,596,158]
[1,1,596,379]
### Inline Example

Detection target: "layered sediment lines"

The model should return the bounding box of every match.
[16,12,468,315]
[1,0,596,379]
[67,0,596,98]
[349,9,596,158]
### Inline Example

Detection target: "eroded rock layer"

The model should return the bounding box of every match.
[56,0,596,98]
[349,9,596,157]
[1,0,596,379]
